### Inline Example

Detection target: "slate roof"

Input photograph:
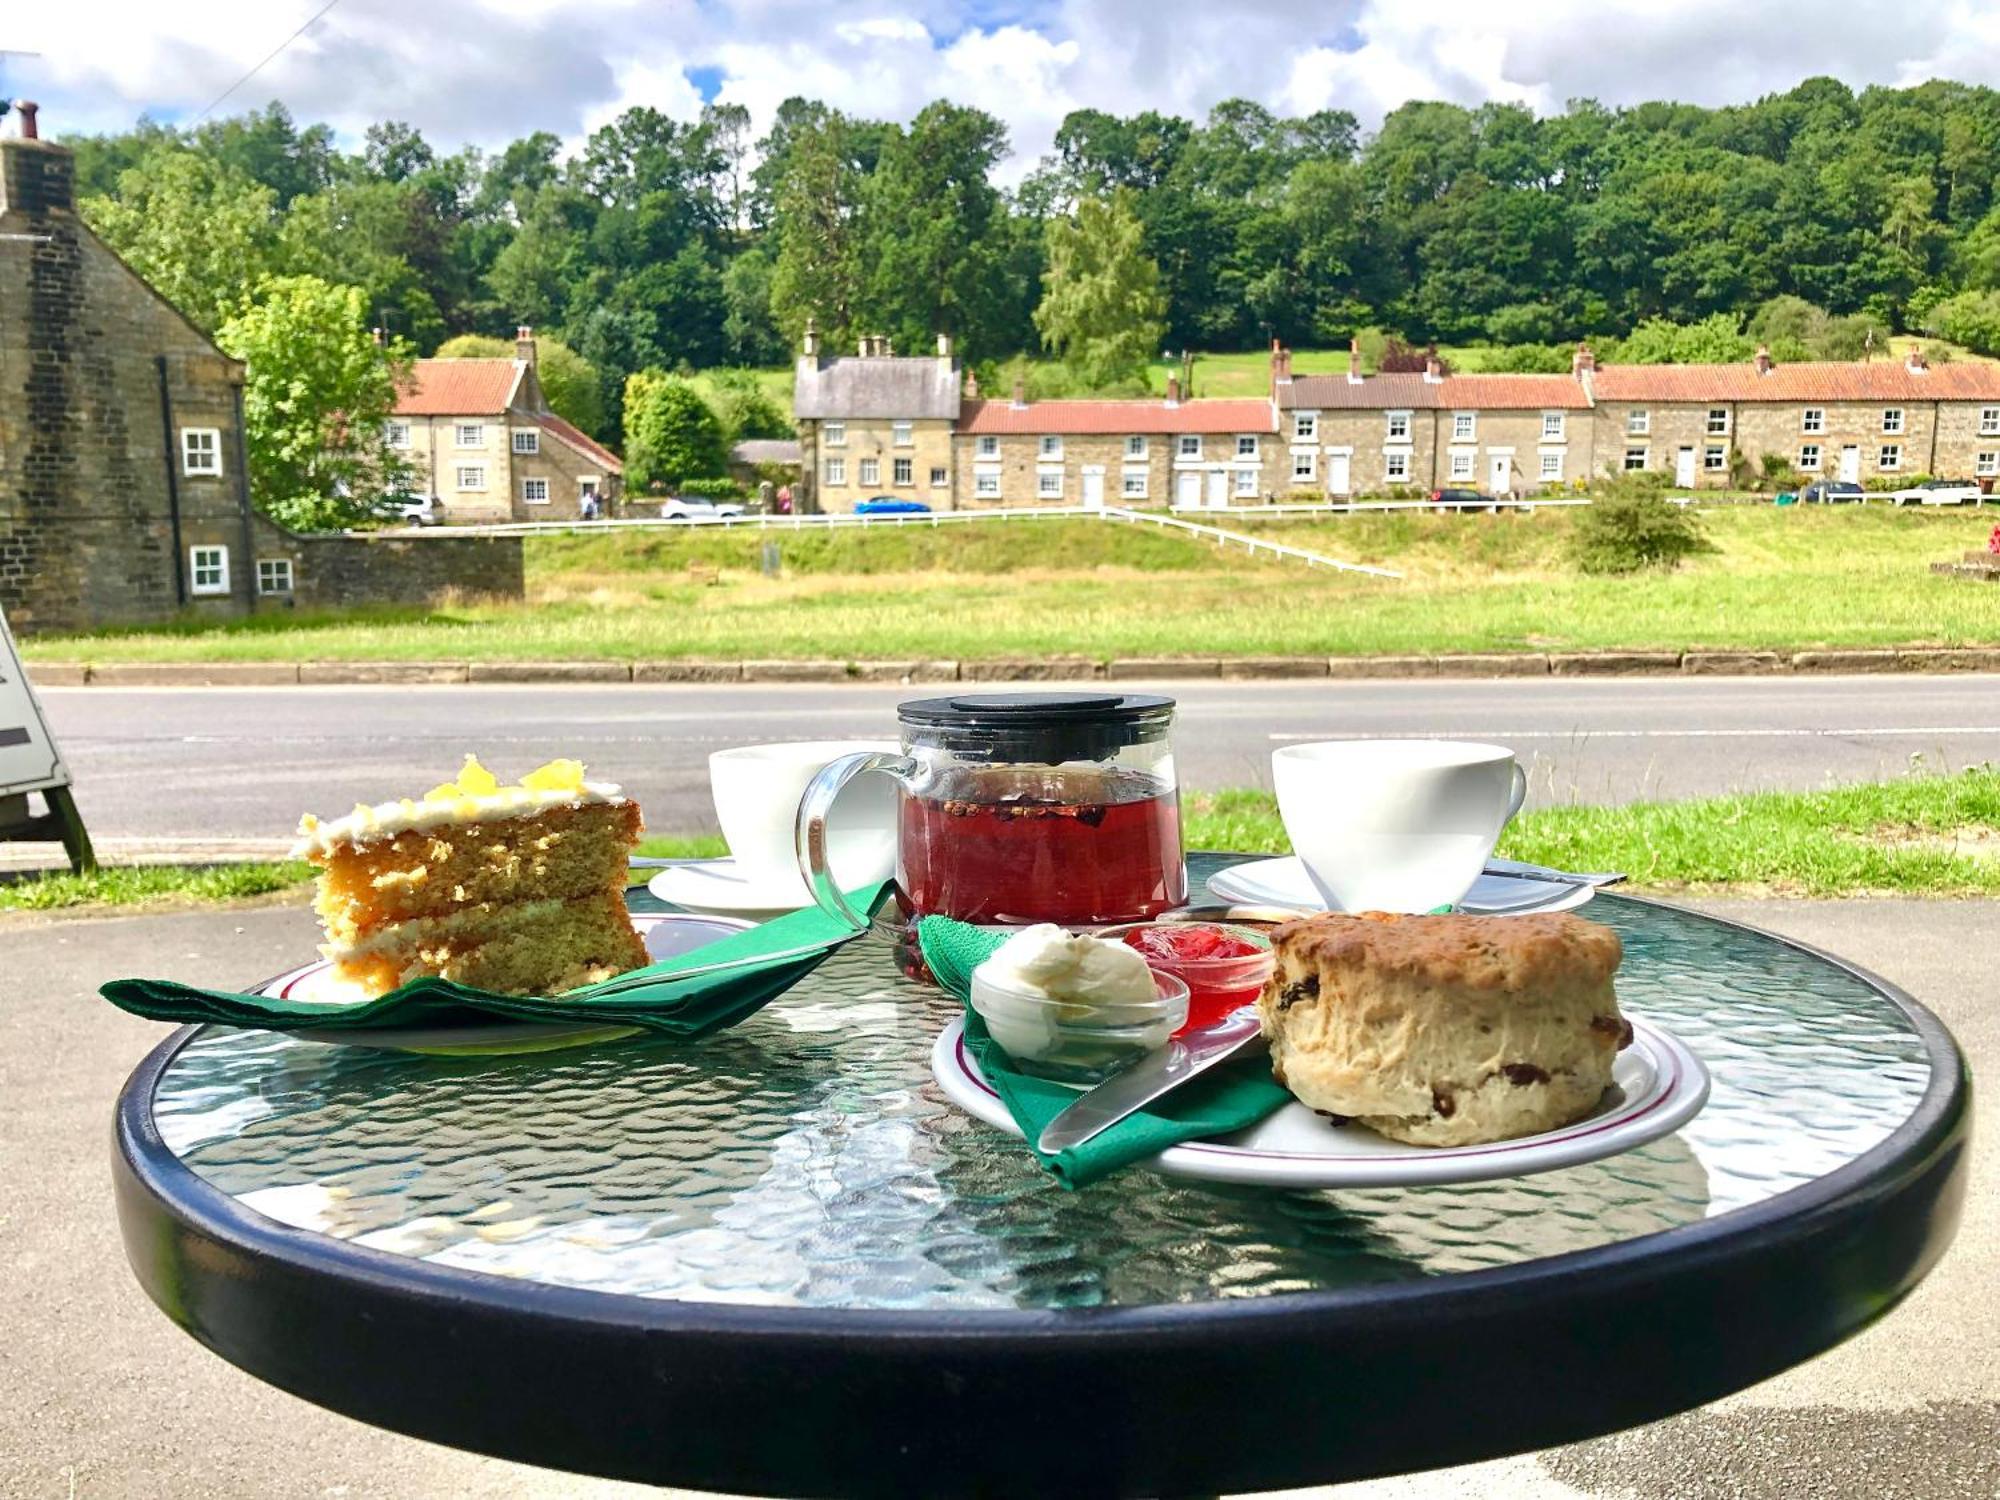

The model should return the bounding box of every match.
[536,411,622,472]
[793,355,962,420]
[958,398,1276,434]
[394,358,523,416]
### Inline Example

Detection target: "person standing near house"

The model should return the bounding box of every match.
[776,485,793,515]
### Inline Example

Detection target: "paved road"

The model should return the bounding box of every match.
[34,673,2000,845]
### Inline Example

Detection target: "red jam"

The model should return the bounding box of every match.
[1119,923,1274,1033]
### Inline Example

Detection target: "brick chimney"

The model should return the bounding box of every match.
[937,332,951,358]
[1754,344,1772,376]
[1571,343,1596,376]
[1347,336,1363,385]
[0,115,75,217]
[1423,353,1443,384]
[1165,375,1182,407]
[515,325,536,367]
[802,316,820,358]
[1010,376,1027,409]
[858,336,871,357]
[1906,346,1930,374]
[15,101,40,140]
[964,367,979,398]
[1269,337,1292,389]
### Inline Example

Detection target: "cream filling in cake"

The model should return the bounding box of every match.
[292,756,624,858]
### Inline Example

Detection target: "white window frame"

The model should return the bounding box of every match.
[1386,411,1411,442]
[1232,466,1257,496]
[1706,408,1729,435]
[1385,451,1410,483]
[1976,451,1999,478]
[180,427,222,477]
[454,422,485,448]
[1539,451,1563,481]
[1125,435,1148,459]
[824,457,846,485]
[1623,447,1648,472]
[1451,412,1476,442]
[1177,435,1203,460]
[1882,408,1904,435]
[1039,435,1063,459]
[1703,445,1727,471]
[1235,434,1259,459]
[384,419,411,450]
[1121,470,1148,498]
[1448,451,1474,482]
[858,457,880,486]
[522,477,550,504]
[1981,408,2000,437]
[892,421,913,448]
[974,472,1001,498]
[455,464,487,491]
[1037,469,1063,498]
[976,435,998,458]
[929,465,948,488]
[511,429,540,455]
[1878,444,1902,471]
[1292,413,1317,443]
[255,557,293,596]
[892,457,913,486]
[1802,407,1825,434]
[1798,444,1822,471]
[1626,410,1649,436]
[824,421,847,447]
[189,545,229,596]
[1541,412,1565,442]
[1290,449,1316,484]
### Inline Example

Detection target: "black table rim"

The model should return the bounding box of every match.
[112,892,1971,1498]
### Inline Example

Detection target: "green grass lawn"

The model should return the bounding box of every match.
[24,505,2000,665]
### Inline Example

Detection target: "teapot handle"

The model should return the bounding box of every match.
[796,751,916,932]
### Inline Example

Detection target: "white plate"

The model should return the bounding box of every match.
[931,1015,1708,1190]
[648,857,816,920]
[278,913,753,1053]
[1206,856,1596,916]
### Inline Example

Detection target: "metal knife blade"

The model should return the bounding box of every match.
[1036,1010,1267,1155]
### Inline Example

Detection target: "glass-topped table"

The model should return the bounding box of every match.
[113,855,1969,1497]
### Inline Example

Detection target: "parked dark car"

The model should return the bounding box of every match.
[854,497,932,515]
[1800,481,1866,504]
[1429,487,1505,509]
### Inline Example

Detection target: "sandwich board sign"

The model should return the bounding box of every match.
[0,606,94,870]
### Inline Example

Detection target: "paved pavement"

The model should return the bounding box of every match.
[2,896,1992,1499]
[33,674,2000,849]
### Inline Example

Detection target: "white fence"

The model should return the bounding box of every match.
[1097,507,1401,577]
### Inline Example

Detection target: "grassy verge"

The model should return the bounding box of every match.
[0,861,316,913]
[22,507,2000,665]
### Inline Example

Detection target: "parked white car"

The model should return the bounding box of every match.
[1883,478,1984,506]
[389,494,443,526]
[659,497,747,521]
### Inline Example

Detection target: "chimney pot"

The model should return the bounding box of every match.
[1754,344,1772,375]
[1423,354,1443,383]
[859,337,870,357]
[802,317,819,358]
[1166,376,1181,406]
[516,326,537,367]
[1348,336,1363,384]
[15,102,38,141]
[964,368,979,398]
[1010,376,1026,409]
[1907,346,1929,373]
[1571,342,1596,376]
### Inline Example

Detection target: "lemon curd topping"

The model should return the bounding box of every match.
[292,755,623,856]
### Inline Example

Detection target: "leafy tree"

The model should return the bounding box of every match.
[622,372,728,491]
[703,368,792,441]
[432,333,604,435]
[1924,290,2000,354]
[1570,476,1707,574]
[1033,190,1167,392]
[215,276,411,530]
[1607,313,1754,364]
[80,151,279,331]
[722,247,787,364]
[768,109,868,345]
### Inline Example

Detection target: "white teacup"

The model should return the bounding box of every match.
[709,741,899,888]
[1272,740,1528,914]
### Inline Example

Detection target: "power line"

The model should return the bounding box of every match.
[195,0,342,122]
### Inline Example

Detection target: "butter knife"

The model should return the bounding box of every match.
[1036,1009,1266,1155]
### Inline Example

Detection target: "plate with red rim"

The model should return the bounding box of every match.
[930,1013,1709,1189]
[273,913,753,1054]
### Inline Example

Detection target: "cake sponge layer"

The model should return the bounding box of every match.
[328,888,651,996]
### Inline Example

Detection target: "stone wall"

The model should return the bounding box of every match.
[279,528,524,611]
[953,429,1274,508]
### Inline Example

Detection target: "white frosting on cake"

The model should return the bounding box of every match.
[291,757,623,857]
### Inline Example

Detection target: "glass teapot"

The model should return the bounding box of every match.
[796,692,1186,931]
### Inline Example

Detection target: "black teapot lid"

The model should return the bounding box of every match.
[897,692,1174,763]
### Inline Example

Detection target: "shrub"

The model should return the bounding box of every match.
[1476,342,1571,373]
[679,477,746,500]
[1923,290,2000,356]
[1485,301,1564,344]
[1571,478,1706,575]
[623,371,729,491]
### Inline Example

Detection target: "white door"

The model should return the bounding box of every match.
[1175,471,1201,508]
[1488,453,1511,495]
[1325,452,1351,495]
[1675,446,1696,487]
[1205,469,1229,508]
[1081,469,1104,511]
[1839,445,1861,482]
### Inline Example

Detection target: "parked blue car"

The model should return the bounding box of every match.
[853,497,933,515]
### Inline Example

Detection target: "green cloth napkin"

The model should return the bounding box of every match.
[101,882,893,1040]
[917,916,1292,1189]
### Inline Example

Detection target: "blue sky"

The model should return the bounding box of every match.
[6,0,1997,177]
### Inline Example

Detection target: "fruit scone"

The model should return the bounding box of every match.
[1257,911,1633,1147]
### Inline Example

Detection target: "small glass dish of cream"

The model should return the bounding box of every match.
[970,924,1189,1084]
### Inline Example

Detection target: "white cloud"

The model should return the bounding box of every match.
[5,0,1993,175]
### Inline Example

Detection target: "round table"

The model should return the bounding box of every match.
[113,855,1969,1499]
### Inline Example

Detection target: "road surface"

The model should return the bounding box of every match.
[31,673,2000,847]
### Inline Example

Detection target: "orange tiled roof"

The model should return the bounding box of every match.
[1589,360,2000,403]
[535,411,622,473]
[1435,373,1592,410]
[394,359,522,416]
[958,397,1275,434]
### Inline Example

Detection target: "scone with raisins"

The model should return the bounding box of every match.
[1258,911,1632,1147]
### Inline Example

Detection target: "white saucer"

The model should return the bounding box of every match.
[1206,856,1596,916]
[932,1015,1708,1190]
[647,857,817,919]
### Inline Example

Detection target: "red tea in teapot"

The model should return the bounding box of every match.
[897,766,1185,926]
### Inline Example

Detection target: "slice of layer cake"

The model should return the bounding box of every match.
[293,756,649,997]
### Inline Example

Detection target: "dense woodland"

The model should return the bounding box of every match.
[62,75,2000,449]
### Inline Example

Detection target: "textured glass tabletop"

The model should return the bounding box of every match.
[144,855,1934,1312]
